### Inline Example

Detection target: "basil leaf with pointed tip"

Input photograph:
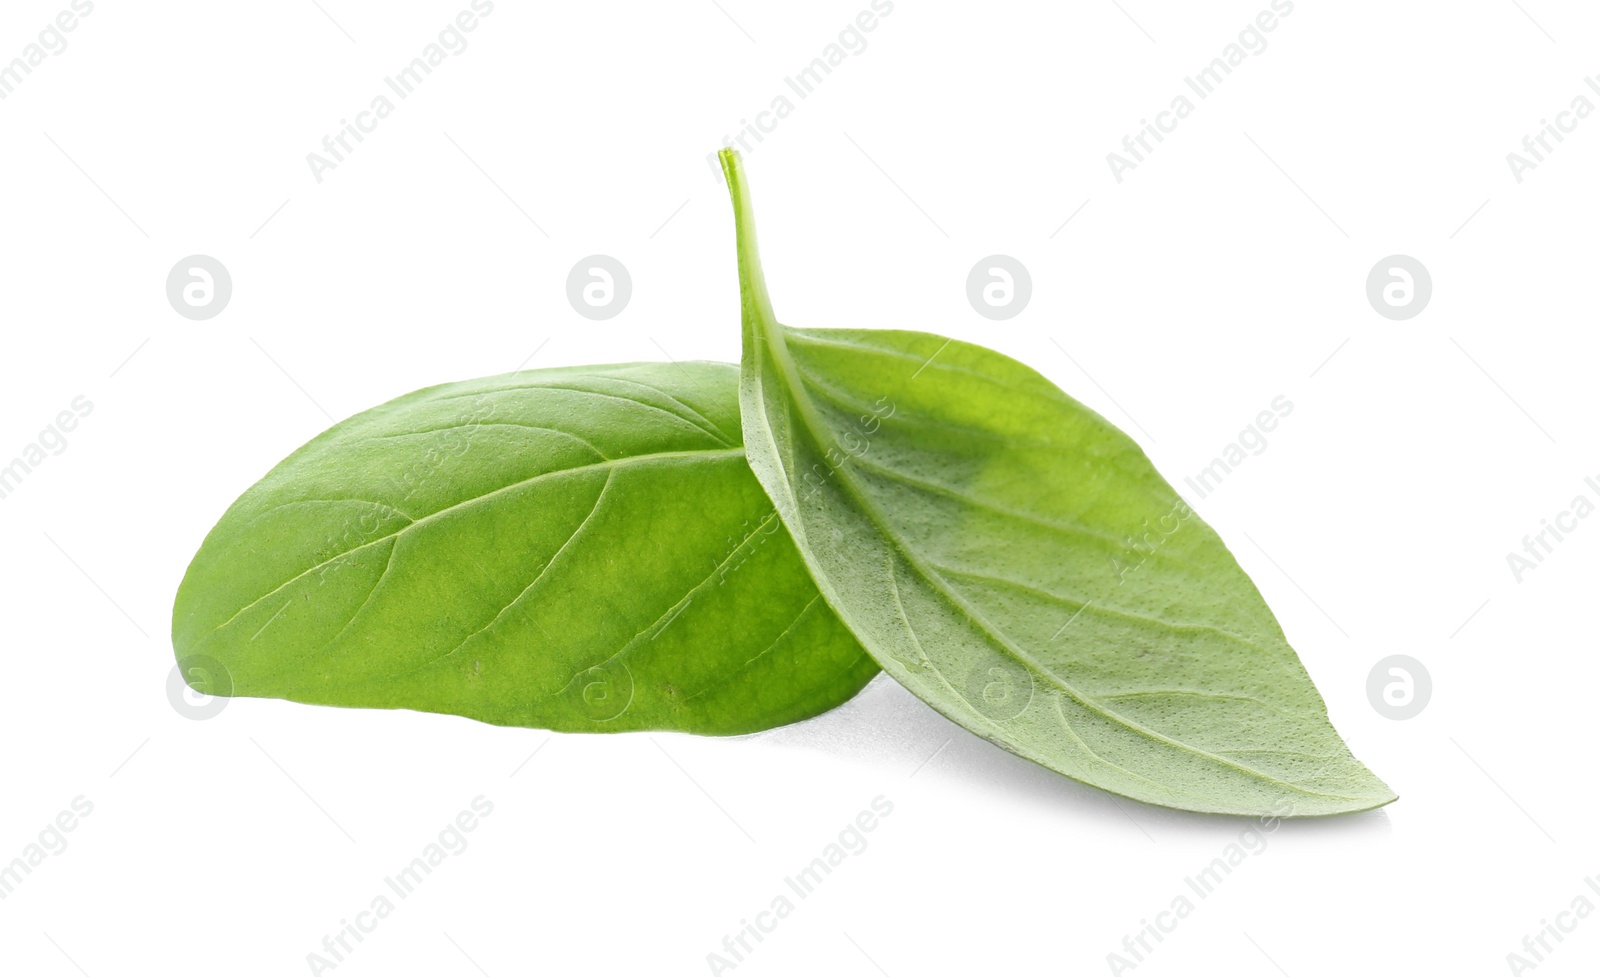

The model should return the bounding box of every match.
[720,149,1393,815]
[172,362,878,734]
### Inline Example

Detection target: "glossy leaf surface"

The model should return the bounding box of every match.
[173,362,877,734]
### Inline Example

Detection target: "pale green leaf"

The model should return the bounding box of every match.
[721,148,1394,815]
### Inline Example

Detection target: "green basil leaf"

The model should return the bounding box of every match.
[720,149,1393,815]
[172,362,877,734]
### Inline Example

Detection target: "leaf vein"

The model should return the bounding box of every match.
[205,448,744,637]
[400,469,617,676]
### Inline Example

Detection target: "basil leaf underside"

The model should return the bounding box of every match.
[172,362,878,734]
[720,149,1394,816]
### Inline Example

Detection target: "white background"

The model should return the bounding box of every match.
[1,1,1596,974]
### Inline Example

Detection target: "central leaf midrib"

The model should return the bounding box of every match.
[205,447,746,638]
